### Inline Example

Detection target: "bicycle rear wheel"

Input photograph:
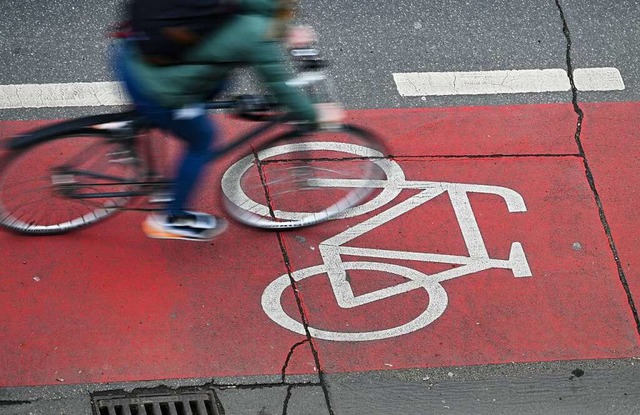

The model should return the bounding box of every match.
[0,131,146,234]
[221,124,390,229]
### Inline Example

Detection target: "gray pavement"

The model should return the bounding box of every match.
[1,0,638,120]
[2,359,640,414]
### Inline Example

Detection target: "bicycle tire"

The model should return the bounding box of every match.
[221,124,390,229]
[0,130,146,235]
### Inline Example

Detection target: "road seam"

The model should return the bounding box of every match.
[555,0,640,335]
[272,232,336,415]
[255,151,336,415]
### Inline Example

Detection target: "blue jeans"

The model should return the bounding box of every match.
[114,45,219,216]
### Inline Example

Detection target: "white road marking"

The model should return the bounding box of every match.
[246,143,531,341]
[0,66,625,109]
[0,81,128,109]
[393,67,625,96]
[573,68,625,91]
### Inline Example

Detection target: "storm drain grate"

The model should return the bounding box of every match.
[92,389,220,415]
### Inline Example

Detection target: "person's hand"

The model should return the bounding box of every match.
[314,103,345,127]
[286,25,317,48]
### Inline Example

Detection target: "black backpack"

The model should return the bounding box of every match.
[127,0,240,64]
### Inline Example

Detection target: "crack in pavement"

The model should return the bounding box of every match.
[256,149,336,415]
[554,0,640,335]
[270,231,336,415]
[282,384,294,415]
[281,339,311,383]
[388,153,582,159]
[0,400,34,406]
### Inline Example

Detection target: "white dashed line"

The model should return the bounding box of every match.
[393,67,625,97]
[0,81,128,109]
[0,67,626,109]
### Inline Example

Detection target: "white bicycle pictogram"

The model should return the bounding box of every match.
[224,142,533,341]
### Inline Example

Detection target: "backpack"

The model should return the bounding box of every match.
[127,0,240,64]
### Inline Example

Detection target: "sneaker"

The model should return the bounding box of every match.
[142,211,228,241]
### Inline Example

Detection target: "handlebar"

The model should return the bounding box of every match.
[231,47,333,122]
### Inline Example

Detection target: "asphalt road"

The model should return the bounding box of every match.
[1,1,640,414]
[0,0,638,120]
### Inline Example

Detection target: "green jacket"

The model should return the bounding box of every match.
[123,1,317,122]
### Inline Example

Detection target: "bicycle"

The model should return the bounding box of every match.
[0,49,388,234]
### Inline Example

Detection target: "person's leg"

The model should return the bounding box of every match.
[164,107,214,216]
[114,44,226,240]
[142,109,227,241]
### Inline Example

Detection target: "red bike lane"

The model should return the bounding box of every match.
[0,102,639,387]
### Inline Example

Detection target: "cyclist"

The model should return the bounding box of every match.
[115,0,344,241]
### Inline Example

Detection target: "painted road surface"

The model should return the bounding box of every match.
[0,0,638,412]
[1,102,639,390]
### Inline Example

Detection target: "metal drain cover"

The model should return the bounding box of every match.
[92,389,220,415]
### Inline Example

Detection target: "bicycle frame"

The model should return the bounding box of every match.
[6,99,293,203]
[0,45,357,233]
[3,45,330,202]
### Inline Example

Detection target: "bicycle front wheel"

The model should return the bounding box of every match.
[221,124,391,229]
[0,131,146,235]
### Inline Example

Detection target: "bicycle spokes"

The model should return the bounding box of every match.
[0,134,145,233]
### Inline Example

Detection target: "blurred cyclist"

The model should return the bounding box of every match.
[115,0,343,241]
